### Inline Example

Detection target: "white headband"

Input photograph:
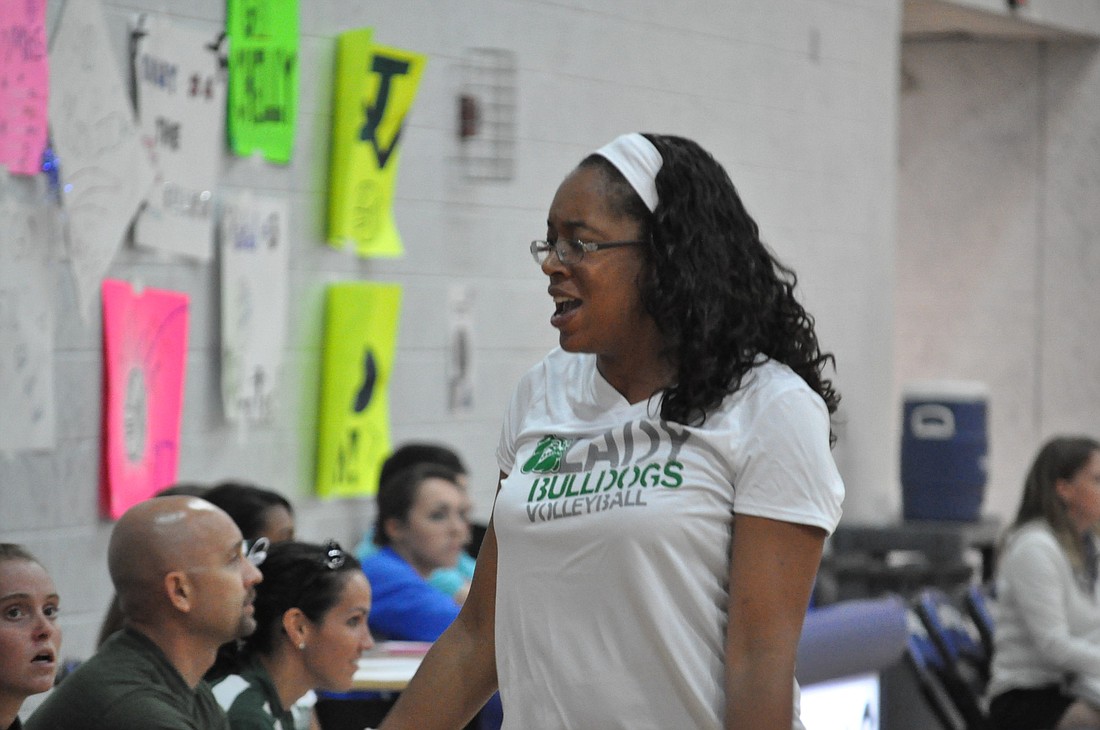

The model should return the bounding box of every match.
[594,133,662,213]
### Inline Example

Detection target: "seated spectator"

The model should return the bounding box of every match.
[203,482,296,545]
[26,496,263,730]
[98,482,294,651]
[355,443,476,604]
[988,436,1100,730]
[362,464,470,642]
[96,483,213,649]
[200,482,311,728]
[350,465,505,728]
[0,544,61,730]
[210,540,373,729]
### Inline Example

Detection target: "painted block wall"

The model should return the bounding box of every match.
[1,0,902,681]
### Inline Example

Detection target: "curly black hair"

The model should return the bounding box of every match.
[579,134,839,432]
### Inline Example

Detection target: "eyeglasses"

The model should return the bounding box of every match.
[244,537,269,567]
[530,238,645,266]
[323,540,346,570]
[183,536,268,575]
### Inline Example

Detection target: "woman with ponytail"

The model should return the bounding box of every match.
[211,541,373,730]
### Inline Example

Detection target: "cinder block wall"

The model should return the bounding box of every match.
[1,0,903,687]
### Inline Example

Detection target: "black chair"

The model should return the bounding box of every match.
[962,583,996,664]
[913,588,990,729]
[904,609,968,730]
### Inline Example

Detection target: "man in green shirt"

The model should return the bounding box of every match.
[27,496,264,730]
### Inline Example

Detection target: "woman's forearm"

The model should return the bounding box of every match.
[378,611,497,729]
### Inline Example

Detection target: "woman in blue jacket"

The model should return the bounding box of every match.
[361,464,470,641]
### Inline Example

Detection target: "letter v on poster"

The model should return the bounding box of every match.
[327,28,426,258]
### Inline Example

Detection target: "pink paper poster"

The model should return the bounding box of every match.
[101,279,189,519]
[0,0,48,175]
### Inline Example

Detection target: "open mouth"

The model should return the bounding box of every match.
[31,650,55,665]
[554,297,580,316]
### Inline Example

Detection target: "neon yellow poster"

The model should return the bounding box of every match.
[315,282,402,498]
[327,31,426,257]
[226,0,299,163]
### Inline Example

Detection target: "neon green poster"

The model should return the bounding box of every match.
[315,282,402,498]
[327,31,426,257]
[226,0,299,163]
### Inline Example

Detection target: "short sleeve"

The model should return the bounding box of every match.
[496,365,540,474]
[733,385,844,534]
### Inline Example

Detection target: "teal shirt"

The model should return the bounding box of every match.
[211,657,296,730]
[355,530,476,597]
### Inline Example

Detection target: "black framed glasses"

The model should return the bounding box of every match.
[324,540,346,570]
[530,238,645,266]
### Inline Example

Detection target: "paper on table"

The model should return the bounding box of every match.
[366,641,432,657]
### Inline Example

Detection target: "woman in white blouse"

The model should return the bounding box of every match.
[988,436,1100,730]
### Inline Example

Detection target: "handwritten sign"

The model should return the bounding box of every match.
[226,0,299,163]
[328,31,426,258]
[0,0,48,175]
[315,282,401,498]
[102,279,189,519]
[219,190,289,424]
[447,284,475,415]
[48,0,155,318]
[0,188,60,452]
[133,16,226,260]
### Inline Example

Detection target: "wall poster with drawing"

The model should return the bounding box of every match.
[219,190,288,425]
[101,279,189,519]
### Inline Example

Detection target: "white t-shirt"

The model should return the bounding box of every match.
[494,348,844,729]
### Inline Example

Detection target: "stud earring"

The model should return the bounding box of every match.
[298,642,306,650]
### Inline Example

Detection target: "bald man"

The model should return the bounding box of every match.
[26,496,263,730]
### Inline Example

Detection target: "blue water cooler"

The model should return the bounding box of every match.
[900,381,989,522]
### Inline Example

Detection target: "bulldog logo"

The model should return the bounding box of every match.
[520,435,571,474]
